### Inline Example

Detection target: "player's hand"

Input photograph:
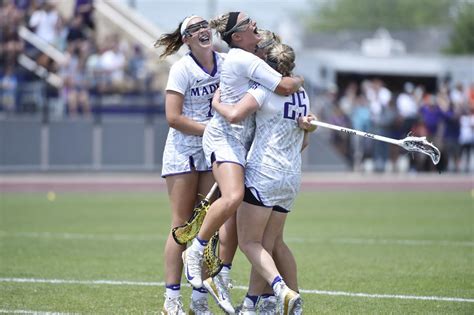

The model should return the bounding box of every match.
[298,113,318,132]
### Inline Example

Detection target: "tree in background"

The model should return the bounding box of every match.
[445,1,474,54]
[305,0,473,54]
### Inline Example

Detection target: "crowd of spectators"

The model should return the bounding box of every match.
[1,0,473,173]
[0,0,159,117]
[314,79,474,173]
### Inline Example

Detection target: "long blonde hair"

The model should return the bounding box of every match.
[266,43,295,77]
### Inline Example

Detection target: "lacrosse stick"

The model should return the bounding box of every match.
[172,182,219,245]
[204,232,223,277]
[310,120,441,165]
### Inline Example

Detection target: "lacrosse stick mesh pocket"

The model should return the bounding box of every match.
[172,199,210,245]
[204,232,223,277]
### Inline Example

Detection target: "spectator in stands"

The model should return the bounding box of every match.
[74,0,94,31]
[459,104,474,173]
[127,44,148,93]
[339,81,357,116]
[28,0,60,46]
[0,64,18,112]
[60,45,90,116]
[365,78,393,172]
[1,25,24,65]
[350,92,371,170]
[450,82,467,110]
[440,98,461,172]
[329,103,352,164]
[66,15,87,49]
[418,93,444,171]
[98,34,126,93]
[396,82,418,136]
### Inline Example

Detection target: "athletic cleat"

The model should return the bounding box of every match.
[203,275,235,314]
[292,297,303,315]
[257,295,278,314]
[235,297,256,315]
[161,295,186,315]
[182,247,204,288]
[189,297,213,315]
[274,282,300,315]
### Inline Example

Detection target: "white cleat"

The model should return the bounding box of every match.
[189,297,213,315]
[182,247,204,289]
[203,274,235,314]
[257,295,278,315]
[274,283,300,315]
[292,296,303,315]
[161,295,186,315]
[235,297,256,315]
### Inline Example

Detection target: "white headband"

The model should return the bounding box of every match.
[180,15,199,36]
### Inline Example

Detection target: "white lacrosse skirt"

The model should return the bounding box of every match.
[244,164,301,212]
[202,116,251,168]
[161,138,210,177]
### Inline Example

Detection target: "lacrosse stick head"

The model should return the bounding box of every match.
[400,136,441,165]
[171,199,210,245]
[204,232,223,277]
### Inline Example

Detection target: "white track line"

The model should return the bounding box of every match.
[0,310,75,315]
[287,237,474,247]
[1,278,473,303]
[2,231,472,247]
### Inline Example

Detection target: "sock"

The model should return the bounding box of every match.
[192,237,208,252]
[165,283,180,299]
[192,287,208,301]
[271,276,286,296]
[244,293,259,307]
[219,263,232,279]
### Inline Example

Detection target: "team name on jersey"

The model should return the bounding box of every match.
[190,83,219,97]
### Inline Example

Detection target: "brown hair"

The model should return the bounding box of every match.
[154,23,184,59]
[266,43,295,77]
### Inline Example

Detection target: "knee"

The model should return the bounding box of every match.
[220,190,244,215]
[238,237,257,255]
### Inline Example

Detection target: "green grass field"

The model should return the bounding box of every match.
[1,190,473,314]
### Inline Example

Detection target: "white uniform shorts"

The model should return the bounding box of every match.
[203,126,248,167]
[244,164,301,212]
[161,141,211,178]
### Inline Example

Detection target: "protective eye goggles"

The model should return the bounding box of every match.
[223,17,252,37]
[183,20,209,37]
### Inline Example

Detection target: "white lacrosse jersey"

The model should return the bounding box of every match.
[165,51,225,147]
[205,48,282,147]
[246,84,309,174]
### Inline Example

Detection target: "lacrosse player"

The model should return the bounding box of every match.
[155,15,229,315]
[181,11,304,314]
[211,43,316,315]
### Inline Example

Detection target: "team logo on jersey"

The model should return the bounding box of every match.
[191,83,219,97]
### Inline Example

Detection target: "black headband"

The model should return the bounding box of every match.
[223,11,240,45]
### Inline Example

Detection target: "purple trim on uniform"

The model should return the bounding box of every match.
[161,169,212,178]
[166,283,181,290]
[271,275,283,289]
[196,236,209,246]
[193,287,208,293]
[189,51,218,77]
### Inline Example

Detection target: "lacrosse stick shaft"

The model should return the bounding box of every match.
[310,120,400,146]
[205,183,219,201]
